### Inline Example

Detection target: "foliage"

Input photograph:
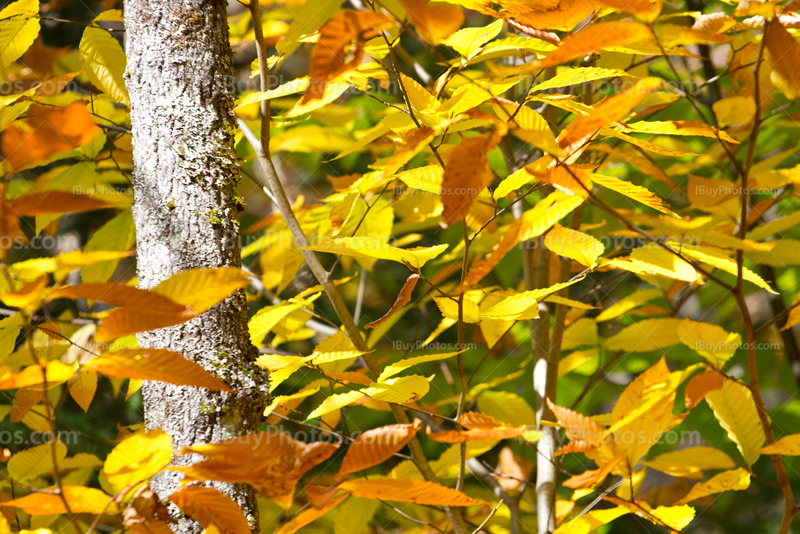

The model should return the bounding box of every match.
[0,0,799,533]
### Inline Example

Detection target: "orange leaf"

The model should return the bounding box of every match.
[400,0,464,44]
[562,455,622,489]
[558,78,664,156]
[304,10,392,102]
[526,21,652,70]
[0,360,76,390]
[441,135,494,227]
[338,478,487,506]
[10,191,111,216]
[175,431,340,501]
[1,102,100,170]
[275,494,348,534]
[169,486,251,534]
[1,485,116,515]
[524,165,593,198]
[365,274,420,330]
[85,348,232,391]
[337,420,422,478]
[684,369,724,409]
[427,412,525,443]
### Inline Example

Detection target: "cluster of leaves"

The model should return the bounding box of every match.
[0,0,800,533]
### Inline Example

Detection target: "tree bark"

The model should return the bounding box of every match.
[124,1,268,532]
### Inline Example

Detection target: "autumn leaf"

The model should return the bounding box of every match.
[102,428,173,494]
[304,10,392,102]
[440,134,495,227]
[365,273,420,329]
[1,102,101,171]
[337,420,422,477]
[2,486,117,515]
[338,478,486,506]
[169,486,251,534]
[175,431,340,502]
[85,348,232,391]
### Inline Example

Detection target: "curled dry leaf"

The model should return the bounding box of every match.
[365,273,420,330]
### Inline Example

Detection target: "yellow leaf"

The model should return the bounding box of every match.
[2,485,116,515]
[764,20,800,99]
[396,165,443,194]
[621,120,739,143]
[68,369,98,412]
[0,0,39,70]
[169,486,251,534]
[82,211,137,283]
[378,351,461,382]
[712,96,756,128]
[8,438,67,481]
[705,378,765,465]
[151,267,251,312]
[306,390,364,421]
[650,505,695,530]
[364,374,430,403]
[642,446,737,478]
[678,243,776,293]
[545,223,604,268]
[554,506,629,534]
[303,236,447,269]
[530,67,633,92]
[756,433,800,455]
[102,428,172,494]
[235,77,310,110]
[338,478,486,506]
[604,317,681,352]
[676,468,751,505]
[595,288,662,322]
[591,173,675,216]
[518,192,584,240]
[85,348,232,391]
[476,390,536,427]
[441,18,502,57]
[79,10,129,105]
[677,318,741,367]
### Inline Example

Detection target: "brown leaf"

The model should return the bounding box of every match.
[337,420,422,478]
[365,274,420,329]
[441,135,494,227]
[85,348,232,391]
[9,191,111,217]
[495,447,532,494]
[169,486,251,534]
[123,486,172,534]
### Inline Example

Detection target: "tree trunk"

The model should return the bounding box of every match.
[124,1,268,532]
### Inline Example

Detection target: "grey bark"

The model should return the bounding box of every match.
[124,1,269,532]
